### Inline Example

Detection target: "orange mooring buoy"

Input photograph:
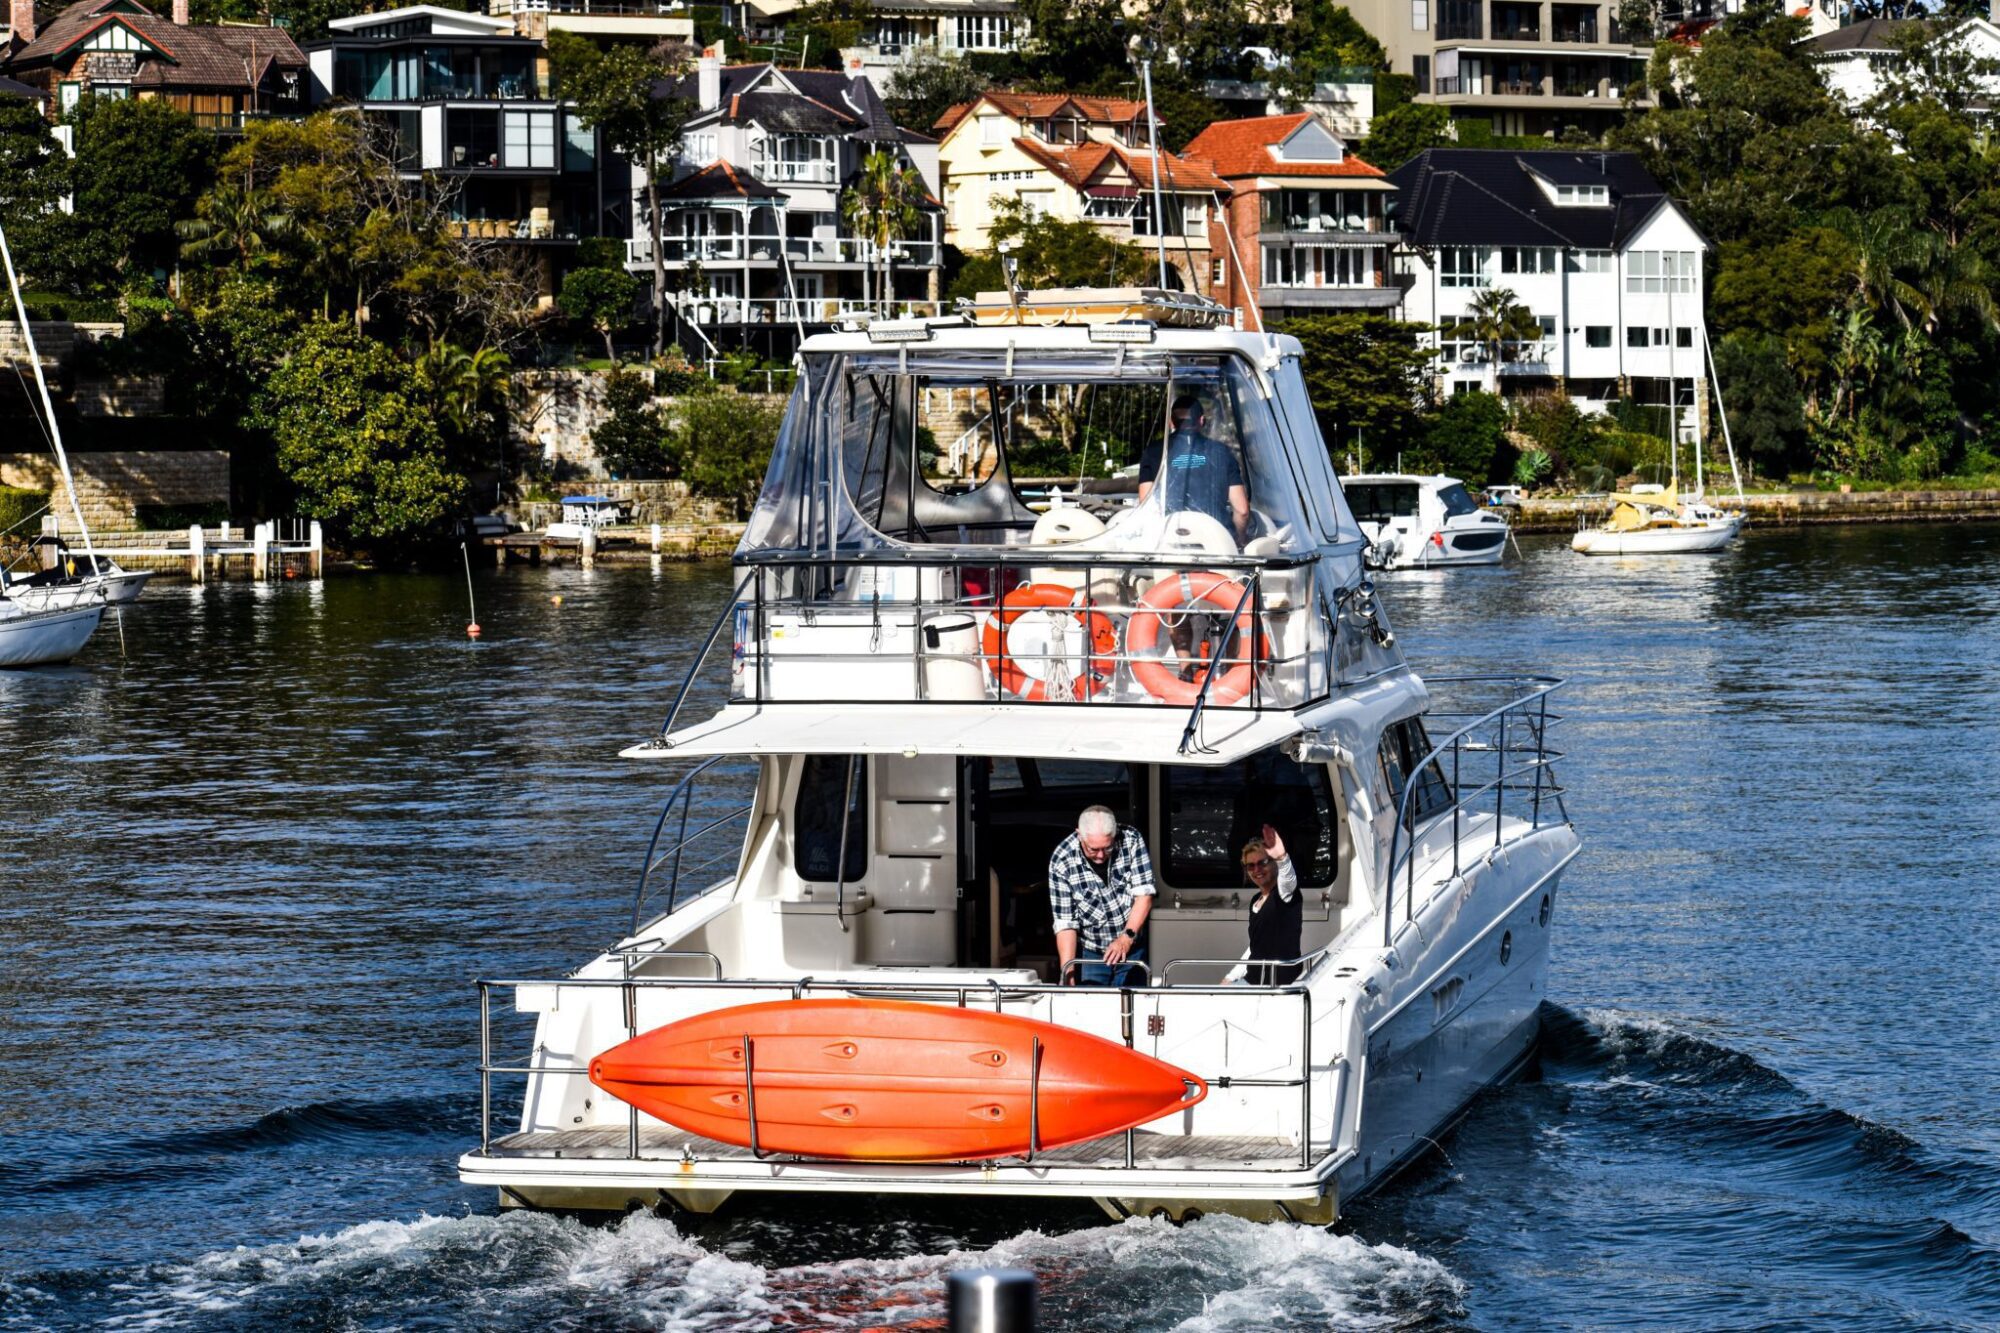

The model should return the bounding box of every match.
[467,622,482,638]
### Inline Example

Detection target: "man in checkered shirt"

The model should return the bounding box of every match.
[1047,805,1155,986]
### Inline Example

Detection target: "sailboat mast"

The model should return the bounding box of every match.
[1140,58,1169,291]
[1666,268,1681,496]
[1702,324,1747,503]
[0,222,99,573]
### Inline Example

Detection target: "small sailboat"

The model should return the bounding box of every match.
[1574,324,1746,557]
[2,539,153,609]
[0,220,108,666]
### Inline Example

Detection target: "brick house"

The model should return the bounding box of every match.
[3,0,306,127]
[1182,112,1400,327]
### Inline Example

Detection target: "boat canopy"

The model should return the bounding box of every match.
[738,342,1364,562]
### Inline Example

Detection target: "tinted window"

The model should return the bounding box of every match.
[1379,718,1452,825]
[1160,754,1337,888]
[1345,483,1421,523]
[1437,483,1478,517]
[796,754,867,882]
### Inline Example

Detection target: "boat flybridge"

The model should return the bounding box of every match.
[460,289,1582,1225]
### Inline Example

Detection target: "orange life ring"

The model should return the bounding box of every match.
[1126,570,1267,706]
[981,583,1118,701]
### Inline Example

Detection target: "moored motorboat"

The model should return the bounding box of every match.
[1343,473,1511,569]
[461,288,1582,1224]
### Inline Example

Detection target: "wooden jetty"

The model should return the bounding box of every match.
[42,516,323,580]
[483,522,745,566]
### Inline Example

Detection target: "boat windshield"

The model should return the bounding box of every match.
[740,347,1359,560]
[1437,483,1478,517]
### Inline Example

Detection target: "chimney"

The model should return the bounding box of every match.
[10,0,35,46]
[171,0,187,22]
[697,44,719,112]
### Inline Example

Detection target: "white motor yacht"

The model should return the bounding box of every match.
[461,290,1581,1225]
[1343,473,1511,569]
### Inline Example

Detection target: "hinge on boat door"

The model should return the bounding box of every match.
[1147,1014,1165,1037]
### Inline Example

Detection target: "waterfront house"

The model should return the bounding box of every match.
[1805,16,2000,115]
[305,4,607,269]
[484,0,696,47]
[741,0,1021,83]
[2,0,306,126]
[1337,0,1657,139]
[1182,112,1400,325]
[933,91,1226,293]
[1389,148,1709,429]
[626,47,944,355]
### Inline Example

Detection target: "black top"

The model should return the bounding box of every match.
[1246,887,1303,986]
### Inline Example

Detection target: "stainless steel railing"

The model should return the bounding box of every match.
[474,972,1339,1173]
[630,756,755,935]
[1383,675,1570,946]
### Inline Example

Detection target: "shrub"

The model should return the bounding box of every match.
[135,502,227,530]
[592,367,672,479]
[0,485,49,540]
[672,388,785,516]
[1416,391,1507,481]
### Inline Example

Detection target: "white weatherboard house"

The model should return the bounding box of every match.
[1389,149,1709,430]
[1805,16,2000,113]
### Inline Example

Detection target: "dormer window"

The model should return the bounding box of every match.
[1552,183,1609,207]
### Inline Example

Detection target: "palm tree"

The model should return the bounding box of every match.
[839,149,928,313]
[1448,287,1544,371]
[419,342,514,442]
[176,183,291,267]
[1830,305,1883,422]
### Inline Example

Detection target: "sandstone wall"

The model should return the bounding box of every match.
[0,450,229,531]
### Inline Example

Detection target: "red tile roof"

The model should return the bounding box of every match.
[1011,136,1228,194]
[1181,112,1385,180]
[934,90,1151,135]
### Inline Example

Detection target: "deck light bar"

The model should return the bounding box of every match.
[1088,322,1156,344]
[865,319,935,344]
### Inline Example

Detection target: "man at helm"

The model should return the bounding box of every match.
[1138,393,1250,547]
[1047,805,1155,987]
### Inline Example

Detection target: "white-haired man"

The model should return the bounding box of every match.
[1046,804,1155,986]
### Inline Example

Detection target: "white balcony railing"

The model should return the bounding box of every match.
[666,295,947,327]
[626,236,942,267]
[750,159,839,184]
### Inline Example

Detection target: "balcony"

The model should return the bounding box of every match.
[665,295,948,327]
[1551,4,1600,41]
[625,236,943,268]
[751,159,840,185]
[1489,3,1541,40]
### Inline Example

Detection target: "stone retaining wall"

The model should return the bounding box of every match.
[1512,487,2000,533]
[509,368,786,482]
[0,450,229,531]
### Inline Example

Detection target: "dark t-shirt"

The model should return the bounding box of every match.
[1140,430,1244,532]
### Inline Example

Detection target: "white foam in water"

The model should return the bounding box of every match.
[101,1209,1462,1331]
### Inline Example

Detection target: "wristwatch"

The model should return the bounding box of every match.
[1121,928,1138,941]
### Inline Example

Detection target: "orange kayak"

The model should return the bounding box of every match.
[589,998,1207,1161]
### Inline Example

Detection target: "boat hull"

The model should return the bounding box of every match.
[0,602,103,667]
[4,570,154,609]
[1571,518,1740,555]
[588,998,1207,1161]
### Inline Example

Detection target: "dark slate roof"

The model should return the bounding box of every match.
[9,0,305,83]
[784,67,904,141]
[0,74,44,100]
[1387,148,1694,250]
[1805,17,1921,53]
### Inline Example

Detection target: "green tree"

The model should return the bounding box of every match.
[671,389,787,515]
[886,50,990,134]
[555,37,698,359]
[786,0,872,67]
[67,96,217,279]
[1356,102,1449,171]
[418,342,514,475]
[1282,312,1434,463]
[1712,330,1806,472]
[948,204,1155,299]
[1269,0,1386,105]
[559,265,642,362]
[0,98,72,287]
[176,181,292,267]
[1448,287,1543,368]
[1013,0,1128,89]
[1417,391,1507,481]
[261,319,466,552]
[839,149,928,308]
[592,367,673,478]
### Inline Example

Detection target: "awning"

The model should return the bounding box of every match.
[1086,185,1140,199]
[622,701,1308,768]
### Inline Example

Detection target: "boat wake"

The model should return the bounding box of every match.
[5,1210,1463,1332]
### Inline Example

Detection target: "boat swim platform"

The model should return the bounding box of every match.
[480,1126,1300,1171]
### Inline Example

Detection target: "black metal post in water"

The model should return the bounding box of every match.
[947,1268,1037,1333]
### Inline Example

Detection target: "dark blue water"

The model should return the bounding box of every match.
[3,526,1997,1330]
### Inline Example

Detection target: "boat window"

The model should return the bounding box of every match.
[1378,718,1452,825]
[795,754,868,882]
[1159,754,1337,888]
[738,349,1320,559]
[1270,355,1364,546]
[1437,483,1479,518]
[1345,483,1421,524]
